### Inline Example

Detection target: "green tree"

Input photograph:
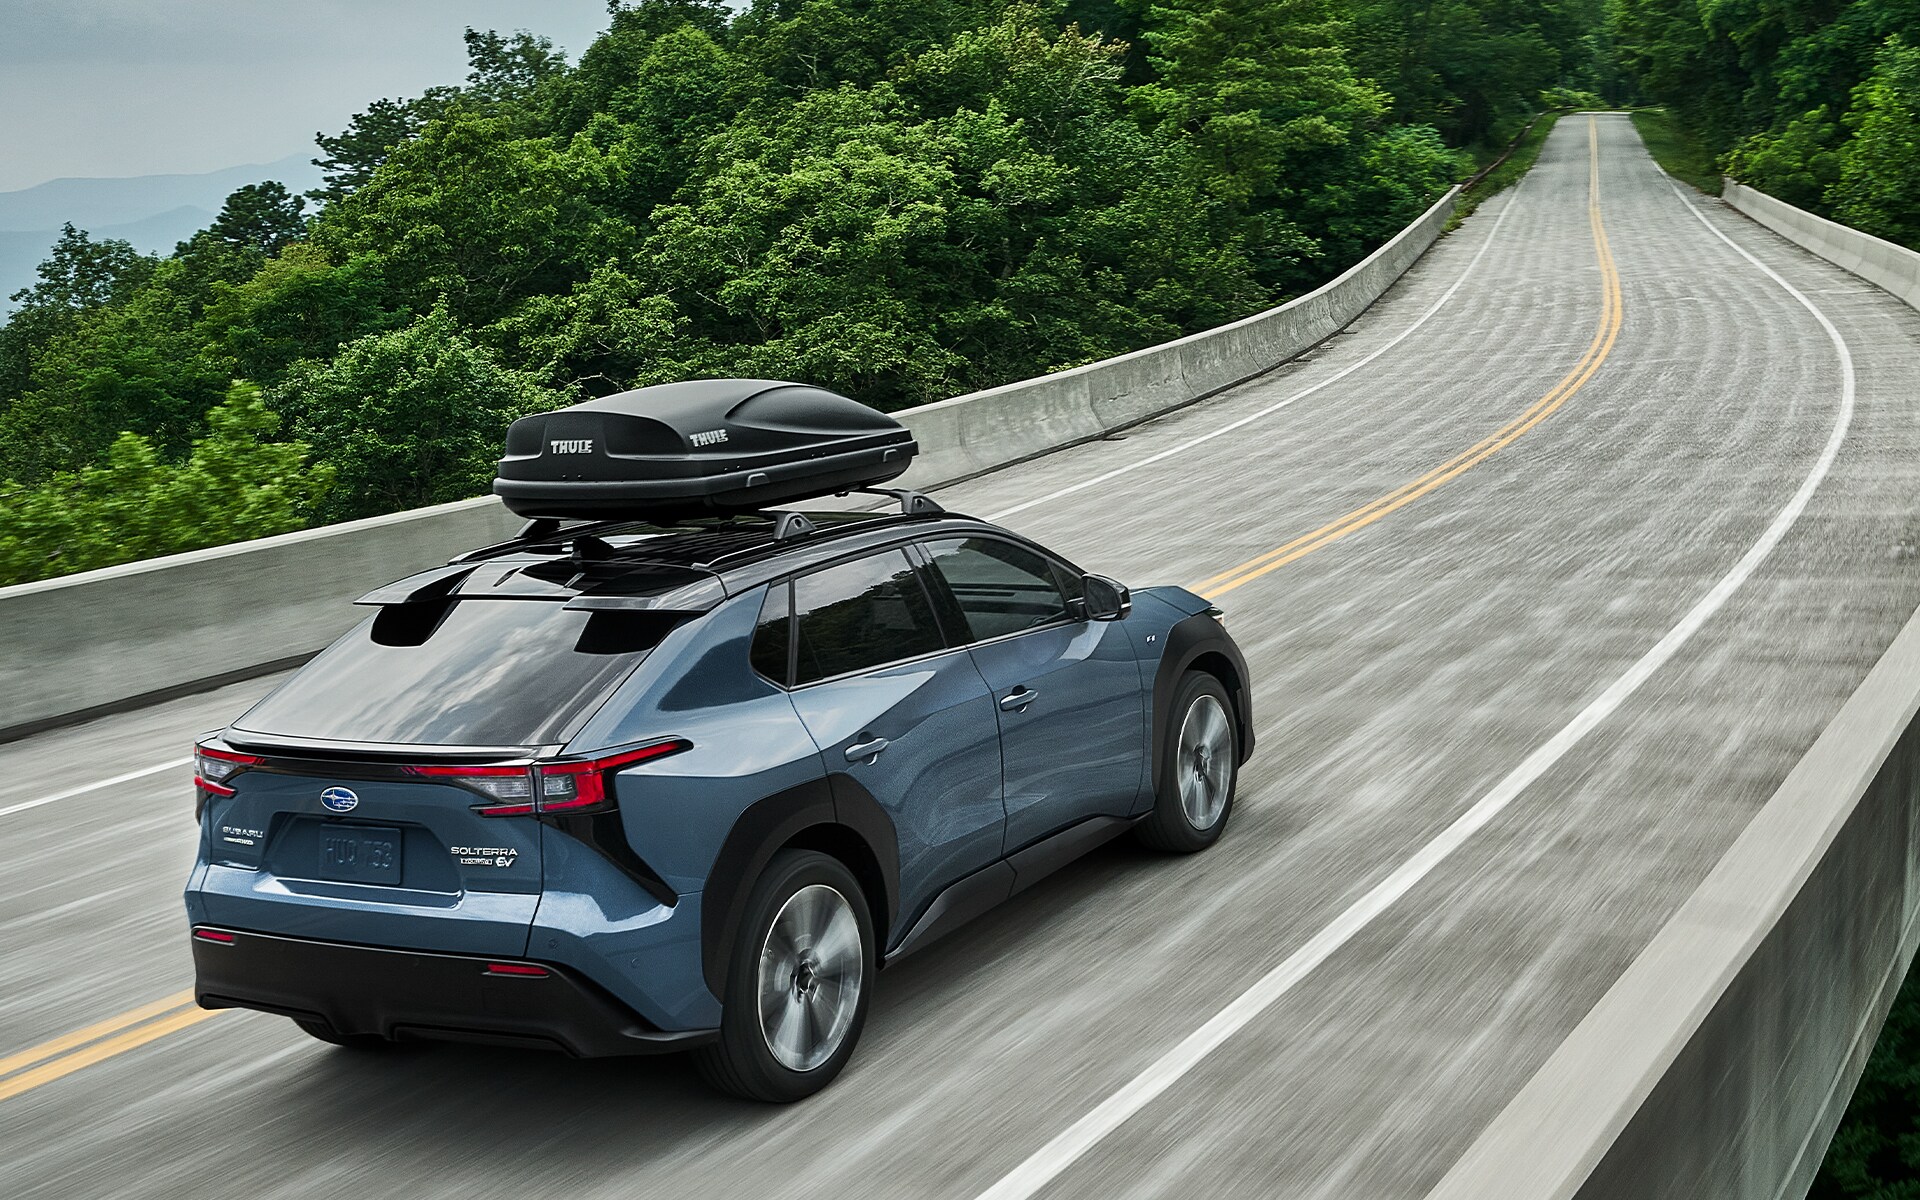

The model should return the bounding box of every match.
[1811,962,1920,1195]
[732,0,1006,92]
[463,28,570,103]
[0,383,331,585]
[0,226,155,404]
[311,95,448,205]
[271,302,550,520]
[309,113,628,327]
[0,258,239,479]
[1349,0,1568,145]
[489,258,685,392]
[1726,106,1845,209]
[1,0,1519,569]
[201,244,400,385]
[206,182,308,256]
[1132,0,1390,206]
[597,23,754,219]
[1828,35,1920,244]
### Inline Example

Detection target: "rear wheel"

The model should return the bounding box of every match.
[694,849,874,1102]
[294,1019,398,1051]
[1135,671,1238,853]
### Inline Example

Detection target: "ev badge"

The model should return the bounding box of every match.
[319,786,360,814]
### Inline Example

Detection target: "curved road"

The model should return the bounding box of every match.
[5,115,1920,1199]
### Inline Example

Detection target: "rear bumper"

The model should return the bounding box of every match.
[191,926,716,1057]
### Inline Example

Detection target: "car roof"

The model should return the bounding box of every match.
[404,509,1052,612]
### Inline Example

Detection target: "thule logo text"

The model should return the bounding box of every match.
[690,429,728,447]
[548,439,594,455]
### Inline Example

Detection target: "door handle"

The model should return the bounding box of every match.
[999,687,1039,712]
[845,736,890,763]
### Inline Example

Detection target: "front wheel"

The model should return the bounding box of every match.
[694,849,875,1102]
[1135,672,1238,853]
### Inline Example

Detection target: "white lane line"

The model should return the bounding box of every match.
[0,757,194,819]
[984,179,1531,523]
[973,154,1857,1200]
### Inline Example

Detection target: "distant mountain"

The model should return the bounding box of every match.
[0,154,323,234]
[0,154,322,315]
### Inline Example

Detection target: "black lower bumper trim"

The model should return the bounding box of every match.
[191,927,715,1057]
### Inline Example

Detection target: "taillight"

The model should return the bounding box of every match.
[402,764,536,816]
[194,743,263,809]
[533,739,692,815]
[400,740,690,817]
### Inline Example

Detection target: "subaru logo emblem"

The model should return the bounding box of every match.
[319,786,359,814]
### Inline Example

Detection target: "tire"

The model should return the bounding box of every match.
[294,1019,399,1051]
[694,849,875,1102]
[1135,671,1238,853]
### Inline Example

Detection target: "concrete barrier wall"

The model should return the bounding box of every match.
[1723,178,1920,309]
[0,187,1460,739]
[0,497,526,739]
[1428,185,1920,1200]
[1427,608,1920,1200]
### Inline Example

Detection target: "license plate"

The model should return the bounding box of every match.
[318,825,404,885]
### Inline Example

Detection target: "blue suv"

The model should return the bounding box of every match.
[185,380,1252,1100]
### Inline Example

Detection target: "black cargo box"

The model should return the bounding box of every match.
[493,379,917,520]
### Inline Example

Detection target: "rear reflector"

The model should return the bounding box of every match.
[484,963,549,977]
[193,929,236,945]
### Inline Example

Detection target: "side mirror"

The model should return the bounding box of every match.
[1081,574,1131,621]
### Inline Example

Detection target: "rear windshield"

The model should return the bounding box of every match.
[234,600,675,747]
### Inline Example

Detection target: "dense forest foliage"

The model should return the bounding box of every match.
[1812,960,1920,1196]
[0,0,1601,584]
[1605,0,1919,243]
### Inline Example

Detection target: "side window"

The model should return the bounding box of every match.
[792,550,946,684]
[750,581,792,685]
[923,538,1070,642]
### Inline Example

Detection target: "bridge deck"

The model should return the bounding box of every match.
[4,114,1919,1199]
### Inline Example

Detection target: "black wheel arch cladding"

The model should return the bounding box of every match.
[700,775,899,998]
[1150,612,1255,784]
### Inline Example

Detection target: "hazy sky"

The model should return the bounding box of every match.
[0,1,613,192]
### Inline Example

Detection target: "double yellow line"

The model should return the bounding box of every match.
[0,989,217,1103]
[0,121,1626,1110]
[1198,117,1623,598]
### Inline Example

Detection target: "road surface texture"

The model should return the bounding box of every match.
[5,115,1919,1199]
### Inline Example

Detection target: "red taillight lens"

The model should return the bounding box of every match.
[402,764,536,815]
[395,741,688,817]
[194,743,263,803]
[532,739,692,815]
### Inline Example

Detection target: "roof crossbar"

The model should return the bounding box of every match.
[842,487,944,515]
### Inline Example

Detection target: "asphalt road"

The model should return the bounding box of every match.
[5,115,1919,1199]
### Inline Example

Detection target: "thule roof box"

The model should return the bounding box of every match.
[492,379,917,520]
